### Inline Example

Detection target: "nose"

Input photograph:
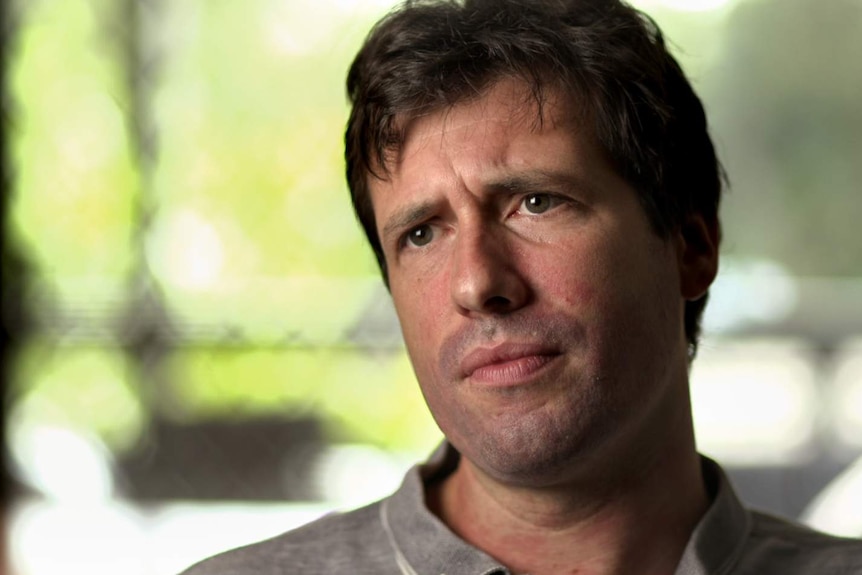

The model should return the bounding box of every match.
[450,226,530,316]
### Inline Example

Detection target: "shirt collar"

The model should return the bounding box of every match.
[674,457,753,575]
[384,444,751,575]
[384,443,508,575]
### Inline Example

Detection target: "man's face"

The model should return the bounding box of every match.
[370,79,703,486]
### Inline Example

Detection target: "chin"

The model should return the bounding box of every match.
[454,401,617,488]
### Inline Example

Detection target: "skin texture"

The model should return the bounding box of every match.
[369,78,719,575]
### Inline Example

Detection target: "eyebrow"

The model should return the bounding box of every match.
[488,170,591,195]
[381,201,437,243]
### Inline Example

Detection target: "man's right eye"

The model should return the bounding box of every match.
[405,224,434,248]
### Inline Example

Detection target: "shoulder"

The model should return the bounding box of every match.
[180,500,398,575]
[736,510,862,573]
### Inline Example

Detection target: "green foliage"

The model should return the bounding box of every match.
[166,346,440,451]
[9,0,137,279]
[10,342,146,452]
[705,0,862,275]
[150,0,383,285]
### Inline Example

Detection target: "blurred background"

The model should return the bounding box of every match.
[1,0,861,572]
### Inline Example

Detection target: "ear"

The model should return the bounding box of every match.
[676,213,720,301]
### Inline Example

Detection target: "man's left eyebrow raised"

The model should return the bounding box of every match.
[488,170,589,195]
[382,202,436,240]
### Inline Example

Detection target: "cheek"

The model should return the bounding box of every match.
[526,243,606,309]
[392,274,450,363]
[547,275,597,308]
[528,238,645,363]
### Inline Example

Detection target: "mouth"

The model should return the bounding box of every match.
[460,343,562,387]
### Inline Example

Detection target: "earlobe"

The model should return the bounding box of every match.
[677,214,720,301]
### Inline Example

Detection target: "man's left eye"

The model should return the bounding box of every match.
[521,193,558,214]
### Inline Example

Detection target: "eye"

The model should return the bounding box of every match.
[521,193,557,214]
[405,224,434,247]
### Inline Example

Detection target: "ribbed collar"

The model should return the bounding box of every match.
[383,444,751,575]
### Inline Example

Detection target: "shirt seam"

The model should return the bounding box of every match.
[381,497,422,575]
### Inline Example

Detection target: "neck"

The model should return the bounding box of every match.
[428,398,708,575]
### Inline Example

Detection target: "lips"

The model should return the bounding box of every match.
[459,343,561,385]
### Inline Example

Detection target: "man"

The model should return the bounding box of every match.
[184,0,862,573]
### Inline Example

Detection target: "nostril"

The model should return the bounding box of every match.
[484,295,512,312]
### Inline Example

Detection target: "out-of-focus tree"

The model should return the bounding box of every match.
[706,0,862,275]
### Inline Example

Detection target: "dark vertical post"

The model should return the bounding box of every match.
[1,0,29,569]
[112,0,177,428]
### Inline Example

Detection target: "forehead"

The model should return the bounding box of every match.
[365,77,642,256]
[369,78,604,203]
[394,78,580,163]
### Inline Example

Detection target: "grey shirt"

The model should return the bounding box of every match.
[182,446,862,574]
